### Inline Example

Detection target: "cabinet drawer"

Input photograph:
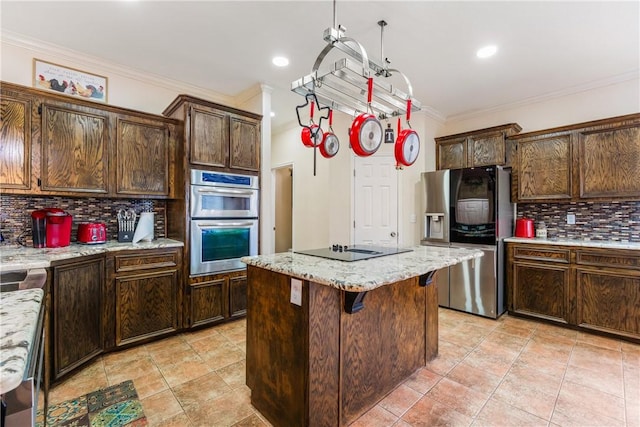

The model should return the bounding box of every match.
[512,246,570,263]
[575,250,640,270]
[114,249,179,274]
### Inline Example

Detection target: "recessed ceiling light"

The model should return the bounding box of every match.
[270,112,276,117]
[272,56,289,67]
[476,45,497,59]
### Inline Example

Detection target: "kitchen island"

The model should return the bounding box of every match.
[241,245,483,427]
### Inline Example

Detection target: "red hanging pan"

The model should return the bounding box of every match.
[320,109,340,158]
[301,101,323,147]
[394,100,420,167]
[350,78,383,157]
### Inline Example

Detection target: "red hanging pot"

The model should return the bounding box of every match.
[301,101,323,147]
[320,109,340,158]
[350,78,382,157]
[394,100,420,167]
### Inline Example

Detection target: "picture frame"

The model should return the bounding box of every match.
[32,58,108,103]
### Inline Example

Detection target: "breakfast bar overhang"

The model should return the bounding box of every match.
[241,245,483,426]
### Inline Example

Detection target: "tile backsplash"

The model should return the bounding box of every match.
[517,201,640,242]
[0,195,167,246]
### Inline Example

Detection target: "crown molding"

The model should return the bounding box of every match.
[235,83,266,106]
[447,70,640,123]
[415,105,446,123]
[1,29,235,106]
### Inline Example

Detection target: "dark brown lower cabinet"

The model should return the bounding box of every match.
[190,277,227,327]
[51,254,105,381]
[106,247,183,348]
[511,262,571,324]
[229,274,248,319]
[575,267,640,340]
[507,243,640,342]
[114,270,179,346]
[186,270,247,328]
[51,246,183,382]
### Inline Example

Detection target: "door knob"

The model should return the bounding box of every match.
[390,231,397,237]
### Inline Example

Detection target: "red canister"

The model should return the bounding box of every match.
[515,218,535,238]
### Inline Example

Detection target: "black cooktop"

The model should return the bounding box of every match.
[294,245,412,262]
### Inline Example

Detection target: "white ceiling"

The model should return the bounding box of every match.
[2,1,639,130]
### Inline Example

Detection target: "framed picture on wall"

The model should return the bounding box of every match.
[32,58,108,103]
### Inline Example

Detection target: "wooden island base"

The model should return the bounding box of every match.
[246,265,439,427]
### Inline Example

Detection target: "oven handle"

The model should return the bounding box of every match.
[196,221,256,228]
[195,187,255,196]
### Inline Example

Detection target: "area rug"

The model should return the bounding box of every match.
[38,380,147,427]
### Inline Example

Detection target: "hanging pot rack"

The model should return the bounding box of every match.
[291,18,422,121]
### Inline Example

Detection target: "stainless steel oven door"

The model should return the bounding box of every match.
[190,219,258,275]
[190,185,259,218]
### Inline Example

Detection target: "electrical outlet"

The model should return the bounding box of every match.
[567,213,576,225]
[290,278,302,306]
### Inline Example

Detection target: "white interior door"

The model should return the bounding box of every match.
[354,155,398,246]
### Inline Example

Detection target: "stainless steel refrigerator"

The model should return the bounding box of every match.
[420,166,513,319]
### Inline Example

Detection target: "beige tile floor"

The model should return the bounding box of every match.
[41,308,640,427]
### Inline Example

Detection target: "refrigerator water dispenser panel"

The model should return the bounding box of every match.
[425,213,446,240]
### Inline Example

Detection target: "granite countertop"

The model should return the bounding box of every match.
[504,237,640,250]
[0,288,44,394]
[241,245,483,292]
[0,238,184,272]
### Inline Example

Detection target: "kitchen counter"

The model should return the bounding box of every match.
[241,244,483,293]
[0,288,44,394]
[504,237,640,250]
[0,238,184,272]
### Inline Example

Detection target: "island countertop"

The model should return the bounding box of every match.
[242,245,483,292]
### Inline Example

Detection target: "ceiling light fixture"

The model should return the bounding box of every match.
[270,112,276,117]
[476,45,497,58]
[272,56,289,67]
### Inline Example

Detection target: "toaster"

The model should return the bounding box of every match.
[77,222,107,244]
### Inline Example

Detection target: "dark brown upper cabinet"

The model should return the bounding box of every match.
[163,94,262,175]
[516,134,572,201]
[509,113,640,203]
[0,81,181,198]
[229,115,260,172]
[435,123,522,170]
[190,106,228,168]
[116,116,170,197]
[577,124,640,199]
[0,88,32,190]
[41,103,110,194]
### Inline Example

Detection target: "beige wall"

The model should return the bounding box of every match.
[271,122,332,250]
[440,78,639,135]
[272,78,639,249]
[0,34,239,116]
[271,111,445,249]
[4,32,638,251]
[2,32,275,252]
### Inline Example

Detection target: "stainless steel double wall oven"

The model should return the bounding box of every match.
[190,169,259,276]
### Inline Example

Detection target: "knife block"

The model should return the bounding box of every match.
[118,219,136,243]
